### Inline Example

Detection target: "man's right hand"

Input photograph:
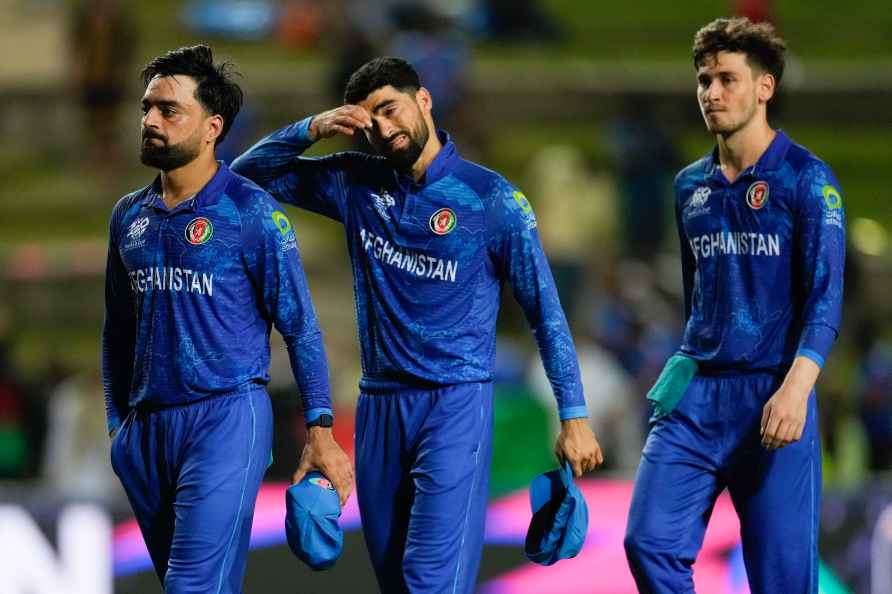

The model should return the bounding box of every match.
[308,105,372,141]
[292,427,354,506]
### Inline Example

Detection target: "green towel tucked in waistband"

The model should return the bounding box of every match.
[646,354,699,420]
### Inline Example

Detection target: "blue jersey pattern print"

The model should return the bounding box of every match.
[232,118,586,419]
[102,164,331,432]
[674,130,845,371]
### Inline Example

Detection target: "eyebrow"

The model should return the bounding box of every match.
[141,98,183,109]
[698,69,737,78]
[371,99,397,114]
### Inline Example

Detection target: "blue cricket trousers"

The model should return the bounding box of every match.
[355,382,494,594]
[111,388,273,594]
[625,372,821,594]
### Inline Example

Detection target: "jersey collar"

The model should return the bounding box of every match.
[396,130,458,190]
[142,161,233,211]
[707,129,791,184]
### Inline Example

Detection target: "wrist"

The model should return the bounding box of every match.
[307,116,319,141]
[560,417,588,429]
[307,425,334,443]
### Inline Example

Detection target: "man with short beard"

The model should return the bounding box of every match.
[232,57,603,593]
[624,18,845,593]
[102,45,351,593]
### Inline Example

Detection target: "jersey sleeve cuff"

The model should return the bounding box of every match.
[796,348,825,368]
[797,323,837,368]
[294,116,314,145]
[558,406,589,421]
[304,407,333,424]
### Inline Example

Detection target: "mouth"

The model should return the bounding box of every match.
[142,132,165,145]
[386,133,409,150]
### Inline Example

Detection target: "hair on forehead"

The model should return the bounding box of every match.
[344,57,421,105]
[141,44,243,144]
[693,17,786,84]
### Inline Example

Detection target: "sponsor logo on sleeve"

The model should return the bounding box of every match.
[821,185,844,227]
[271,211,297,251]
[185,217,213,245]
[511,191,537,229]
[746,181,769,210]
[822,185,842,210]
[429,207,457,235]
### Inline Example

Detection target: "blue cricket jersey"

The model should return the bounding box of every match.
[232,118,587,419]
[674,130,845,371]
[102,163,332,432]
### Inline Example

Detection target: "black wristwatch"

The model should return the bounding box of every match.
[306,414,333,429]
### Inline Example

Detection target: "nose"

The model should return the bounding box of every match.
[142,106,161,130]
[374,116,396,139]
[703,79,722,103]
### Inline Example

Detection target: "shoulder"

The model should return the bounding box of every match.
[223,171,294,233]
[113,186,149,214]
[673,155,712,209]
[674,155,712,191]
[784,140,837,186]
[110,185,150,232]
[779,140,842,212]
[452,158,536,226]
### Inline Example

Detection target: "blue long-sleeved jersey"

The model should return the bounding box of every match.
[674,131,845,371]
[102,163,332,432]
[232,118,587,419]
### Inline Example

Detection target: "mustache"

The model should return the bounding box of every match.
[382,130,410,145]
[142,129,167,142]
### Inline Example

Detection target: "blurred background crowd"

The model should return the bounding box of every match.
[0,0,890,592]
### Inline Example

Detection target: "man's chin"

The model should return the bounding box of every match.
[383,147,422,171]
[140,150,193,172]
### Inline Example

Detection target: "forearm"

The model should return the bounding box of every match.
[780,355,821,399]
[101,322,134,432]
[532,323,588,419]
[231,117,315,185]
[285,330,333,423]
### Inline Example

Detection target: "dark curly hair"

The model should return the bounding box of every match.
[344,57,420,105]
[141,44,243,144]
[693,17,786,86]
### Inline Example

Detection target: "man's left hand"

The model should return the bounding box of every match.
[554,418,603,478]
[760,386,809,450]
[292,427,354,506]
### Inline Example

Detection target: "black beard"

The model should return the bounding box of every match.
[380,124,429,172]
[140,137,199,171]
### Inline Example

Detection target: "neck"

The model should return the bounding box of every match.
[409,126,443,183]
[159,151,218,208]
[715,116,775,183]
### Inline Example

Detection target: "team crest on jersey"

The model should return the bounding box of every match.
[746,181,769,210]
[429,208,456,235]
[371,189,396,221]
[185,217,213,245]
[309,477,335,490]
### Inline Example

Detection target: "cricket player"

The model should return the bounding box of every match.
[232,57,603,593]
[624,18,845,593]
[102,45,351,593]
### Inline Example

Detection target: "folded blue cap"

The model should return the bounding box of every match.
[524,460,588,565]
[285,471,343,570]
